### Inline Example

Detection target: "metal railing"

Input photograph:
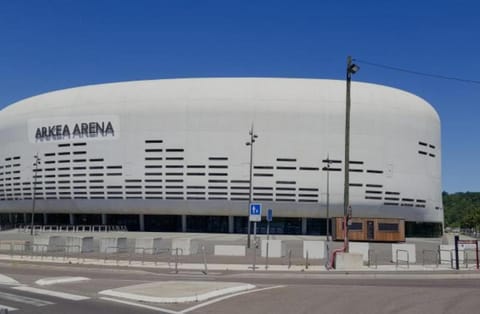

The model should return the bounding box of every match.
[286,249,292,269]
[438,249,455,269]
[201,245,208,275]
[395,249,409,268]
[422,249,439,268]
[463,249,477,269]
[0,241,213,275]
[368,248,377,268]
[17,224,127,233]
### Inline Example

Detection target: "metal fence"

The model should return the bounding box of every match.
[0,240,210,275]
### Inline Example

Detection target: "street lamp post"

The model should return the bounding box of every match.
[344,56,359,252]
[325,155,331,241]
[30,154,41,236]
[245,124,258,249]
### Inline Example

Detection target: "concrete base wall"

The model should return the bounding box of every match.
[135,238,167,254]
[261,239,285,258]
[214,245,246,256]
[349,242,370,262]
[0,240,30,251]
[99,237,128,253]
[335,252,363,270]
[34,236,65,252]
[392,243,416,263]
[171,238,201,255]
[303,241,326,259]
[65,236,94,253]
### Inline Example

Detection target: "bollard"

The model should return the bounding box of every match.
[265,238,270,270]
[454,235,460,270]
[324,243,330,268]
[252,243,256,271]
[305,250,309,269]
[202,245,208,275]
[288,249,292,269]
[175,248,179,274]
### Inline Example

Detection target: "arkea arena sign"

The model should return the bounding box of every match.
[28,115,120,142]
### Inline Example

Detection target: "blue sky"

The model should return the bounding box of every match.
[0,0,479,193]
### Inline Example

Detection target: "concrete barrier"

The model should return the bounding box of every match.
[0,242,11,251]
[135,238,167,254]
[65,236,94,253]
[34,236,65,252]
[302,241,326,259]
[0,241,30,251]
[349,242,370,262]
[99,237,128,253]
[214,245,246,256]
[335,252,363,270]
[261,239,285,258]
[171,238,200,255]
[392,243,416,263]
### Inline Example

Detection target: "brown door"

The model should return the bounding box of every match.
[367,220,374,241]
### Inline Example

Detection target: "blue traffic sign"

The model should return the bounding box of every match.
[267,208,273,222]
[250,203,261,215]
[249,203,262,221]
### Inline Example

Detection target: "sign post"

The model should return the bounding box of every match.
[265,208,273,270]
[455,237,479,270]
[249,203,262,271]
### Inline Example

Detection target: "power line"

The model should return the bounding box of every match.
[354,58,480,85]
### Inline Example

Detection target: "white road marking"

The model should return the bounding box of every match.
[180,285,286,313]
[99,297,180,314]
[0,291,53,306]
[0,304,18,311]
[13,286,90,301]
[35,276,90,286]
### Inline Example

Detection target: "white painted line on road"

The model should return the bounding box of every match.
[35,276,90,286]
[0,304,18,311]
[13,286,90,301]
[180,285,286,314]
[0,291,53,306]
[99,297,180,314]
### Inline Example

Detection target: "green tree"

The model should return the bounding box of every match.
[443,192,480,228]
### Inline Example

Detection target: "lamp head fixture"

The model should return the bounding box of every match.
[348,63,360,74]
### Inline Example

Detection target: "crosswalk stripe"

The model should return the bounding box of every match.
[12,286,89,301]
[0,304,18,311]
[0,291,53,306]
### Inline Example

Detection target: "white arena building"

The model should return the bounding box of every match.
[0,78,443,236]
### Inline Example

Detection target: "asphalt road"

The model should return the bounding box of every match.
[0,261,479,314]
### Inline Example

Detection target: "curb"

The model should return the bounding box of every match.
[0,274,19,285]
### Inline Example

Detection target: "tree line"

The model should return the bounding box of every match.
[443,191,480,228]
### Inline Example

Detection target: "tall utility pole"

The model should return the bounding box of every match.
[325,155,331,241]
[344,56,359,252]
[30,154,41,236]
[245,124,258,249]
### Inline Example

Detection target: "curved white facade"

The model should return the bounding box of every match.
[0,78,443,233]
